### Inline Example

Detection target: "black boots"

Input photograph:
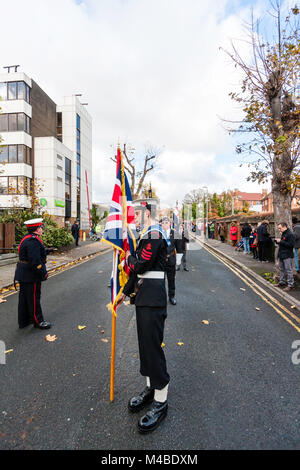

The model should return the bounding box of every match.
[128,388,168,433]
[34,321,52,329]
[128,387,154,412]
[137,400,168,433]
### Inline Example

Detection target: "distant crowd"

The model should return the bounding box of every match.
[207,218,300,271]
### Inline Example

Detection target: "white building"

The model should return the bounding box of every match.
[0,66,92,229]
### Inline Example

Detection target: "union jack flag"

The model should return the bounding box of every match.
[103,147,136,315]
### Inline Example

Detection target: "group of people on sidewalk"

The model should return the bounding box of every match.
[215,218,300,292]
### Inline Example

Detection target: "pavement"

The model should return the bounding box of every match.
[202,237,300,302]
[1,241,300,450]
[0,239,111,292]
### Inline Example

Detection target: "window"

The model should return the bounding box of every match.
[17,82,25,100]
[8,82,17,100]
[57,165,62,171]
[17,113,25,131]
[0,114,8,132]
[0,113,31,133]
[18,145,24,163]
[8,176,17,194]
[9,145,17,163]
[8,114,17,131]
[26,147,31,165]
[0,177,8,194]
[57,112,62,142]
[18,176,25,194]
[0,82,7,100]
[0,146,8,163]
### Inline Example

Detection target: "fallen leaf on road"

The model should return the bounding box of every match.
[211,290,215,293]
[255,307,260,311]
[291,305,296,309]
[45,335,57,342]
[0,298,7,303]
[202,320,210,325]
[101,330,105,334]
[21,432,26,441]
[161,342,165,347]
[101,338,109,343]
[177,342,184,346]
[78,325,86,330]
[5,349,13,354]
[240,288,246,291]
[123,300,130,306]
[98,270,103,274]
[51,261,56,265]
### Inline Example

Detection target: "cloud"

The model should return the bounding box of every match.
[0,0,267,207]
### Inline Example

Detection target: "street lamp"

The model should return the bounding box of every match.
[203,186,209,238]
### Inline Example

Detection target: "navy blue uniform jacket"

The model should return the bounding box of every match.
[123,231,167,307]
[15,234,48,283]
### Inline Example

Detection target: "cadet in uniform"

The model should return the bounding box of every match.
[15,218,52,330]
[161,217,182,305]
[176,222,190,271]
[118,202,170,433]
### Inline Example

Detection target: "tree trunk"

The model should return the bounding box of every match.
[272,180,292,280]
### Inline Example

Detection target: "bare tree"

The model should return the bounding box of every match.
[221,1,300,230]
[110,143,160,200]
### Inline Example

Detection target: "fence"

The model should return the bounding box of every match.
[0,223,15,253]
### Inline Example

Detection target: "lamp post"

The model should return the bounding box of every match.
[203,186,208,238]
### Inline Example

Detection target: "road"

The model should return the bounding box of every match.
[1,239,300,450]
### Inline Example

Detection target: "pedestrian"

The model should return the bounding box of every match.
[14,218,52,330]
[250,225,258,259]
[176,222,189,271]
[71,220,80,246]
[161,217,182,305]
[292,216,300,273]
[118,202,170,433]
[209,221,215,239]
[230,222,238,247]
[219,223,225,243]
[241,221,252,254]
[257,220,271,262]
[207,222,211,238]
[274,222,295,291]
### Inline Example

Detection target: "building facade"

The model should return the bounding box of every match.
[0,67,92,229]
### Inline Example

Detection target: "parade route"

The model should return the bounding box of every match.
[1,242,300,450]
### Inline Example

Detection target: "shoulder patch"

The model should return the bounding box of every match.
[146,243,151,250]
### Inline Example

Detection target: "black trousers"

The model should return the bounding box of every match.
[18,282,44,328]
[258,241,268,261]
[135,306,170,390]
[166,265,176,299]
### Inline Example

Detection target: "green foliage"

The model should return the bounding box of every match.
[0,209,73,247]
[41,226,74,249]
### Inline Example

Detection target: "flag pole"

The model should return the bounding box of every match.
[110,250,117,402]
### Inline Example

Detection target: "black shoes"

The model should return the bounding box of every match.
[169,297,177,305]
[138,400,168,433]
[34,321,52,329]
[128,387,154,413]
[184,267,189,271]
[176,266,180,271]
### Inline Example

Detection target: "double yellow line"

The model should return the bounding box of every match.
[199,240,300,334]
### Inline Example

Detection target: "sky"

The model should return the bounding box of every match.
[0,0,283,207]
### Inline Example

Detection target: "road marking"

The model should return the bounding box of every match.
[197,239,300,334]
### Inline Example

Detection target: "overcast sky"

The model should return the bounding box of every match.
[1,0,281,207]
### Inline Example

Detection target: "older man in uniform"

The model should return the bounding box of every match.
[118,202,170,433]
[14,218,52,330]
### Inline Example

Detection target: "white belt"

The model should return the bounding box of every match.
[137,271,165,279]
